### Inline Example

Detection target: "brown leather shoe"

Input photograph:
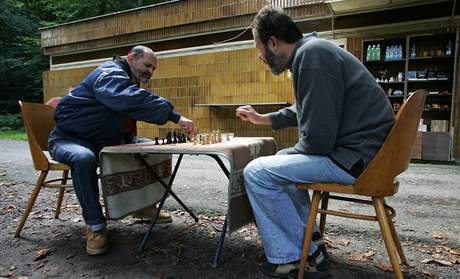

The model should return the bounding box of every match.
[86,228,109,255]
[132,207,172,224]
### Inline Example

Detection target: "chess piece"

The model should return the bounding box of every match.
[154,137,159,145]
[226,133,230,141]
[166,132,172,144]
[216,129,222,143]
[172,132,177,144]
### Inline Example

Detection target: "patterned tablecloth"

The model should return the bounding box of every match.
[99,137,277,232]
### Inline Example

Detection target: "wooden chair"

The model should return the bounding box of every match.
[15,101,72,237]
[296,90,428,279]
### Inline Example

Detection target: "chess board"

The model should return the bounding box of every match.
[154,130,233,145]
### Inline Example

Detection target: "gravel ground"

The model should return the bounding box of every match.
[0,139,459,278]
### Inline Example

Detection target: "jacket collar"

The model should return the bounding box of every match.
[112,56,133,80]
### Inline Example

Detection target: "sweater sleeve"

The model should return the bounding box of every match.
[267,104,298,130]
[293,67,344,155]
[92,70,181,124]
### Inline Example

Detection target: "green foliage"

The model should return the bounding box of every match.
[0,0,171,114]
[0,113,24,130]
[0,129,27,141]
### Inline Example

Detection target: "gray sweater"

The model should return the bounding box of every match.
[269,33,395,170]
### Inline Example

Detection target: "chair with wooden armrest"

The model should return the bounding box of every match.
[296,89,428,279]
[15,101,71,237]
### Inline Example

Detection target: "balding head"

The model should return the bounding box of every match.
[127,45,157,83]
[129,45,155,59]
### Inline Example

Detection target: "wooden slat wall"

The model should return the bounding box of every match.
[43,48,298,149]
[41,0,330,56]
[346,37,363,60]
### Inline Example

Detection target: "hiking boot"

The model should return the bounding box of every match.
[86,228,108,255]
[259,259,300,278]
[132,207,172,224]
[288,250,329,279]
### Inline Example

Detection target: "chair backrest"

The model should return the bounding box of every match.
[354,89,428,196]
[19,101,56,171]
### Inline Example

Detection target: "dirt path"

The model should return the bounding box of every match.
[0,142,459,278]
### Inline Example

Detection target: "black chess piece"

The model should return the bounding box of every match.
[154,137,159,145]
[166,132,172,144]
[162,137,166,145]
[181,133,187,143]
[172,131,177,144]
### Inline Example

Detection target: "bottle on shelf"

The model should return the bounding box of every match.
[446,41,452,56]
[411,43,416,58]
[398,45,403,60]
[366,45,371,61]
[369,45,375,60]
[376,44,381,60]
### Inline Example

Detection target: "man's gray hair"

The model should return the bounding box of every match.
[129,45,154,59]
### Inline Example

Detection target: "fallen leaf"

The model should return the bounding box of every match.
[422,270,434,277]
[416,244,433,254]
[348,250,376,262]
[432,232,447,240]
[375,263,394,272]
[339,239,351,246]
[422,258,453,267]
[450,256,460,264]
[449,247,460,256]
[324,237,338,249]
[34,249,50,261]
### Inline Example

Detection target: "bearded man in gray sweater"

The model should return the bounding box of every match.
[235,5,394,279]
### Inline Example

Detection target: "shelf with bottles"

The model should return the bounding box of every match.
[363,38,406,62]
[408,33,455,60]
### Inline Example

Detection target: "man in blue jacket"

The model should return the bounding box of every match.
[235,6,395,279]
[49,45,196,255]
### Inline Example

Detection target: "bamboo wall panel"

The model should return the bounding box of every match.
[43,47,298,149]
[41,0,330,56]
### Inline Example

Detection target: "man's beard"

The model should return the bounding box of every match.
[137,74,150,83]
[132,67,151,83]
[265,47,289,75]
[136,72,151,83]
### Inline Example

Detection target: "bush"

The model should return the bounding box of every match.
[0,113,24,130]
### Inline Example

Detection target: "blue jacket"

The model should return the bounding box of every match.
[54,57,181,147]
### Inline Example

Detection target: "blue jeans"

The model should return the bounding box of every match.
[48,129,106,232]
[243,148,355,264]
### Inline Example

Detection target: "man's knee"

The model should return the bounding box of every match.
[243,157,267,183]
[71,151,97,167]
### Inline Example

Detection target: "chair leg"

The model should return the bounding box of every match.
[15,170,48,237]
[298,190,322,279]
[384,201,407,265]
[319,192,329,235]
[54,170,69,219]
[373,197,403,279]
